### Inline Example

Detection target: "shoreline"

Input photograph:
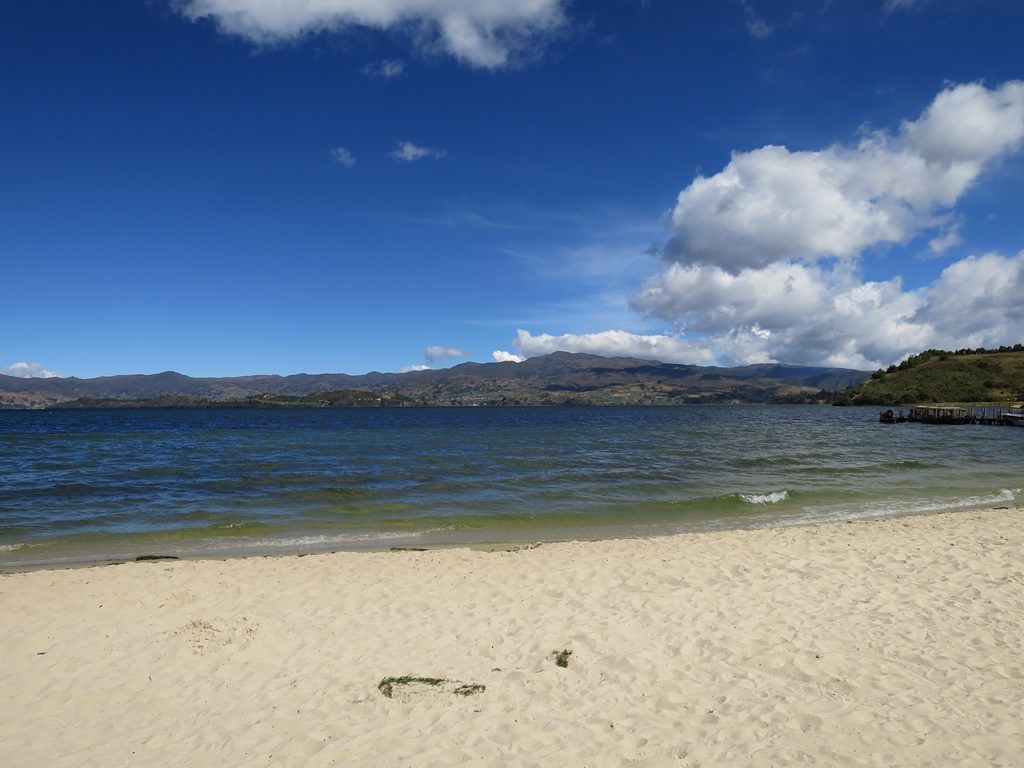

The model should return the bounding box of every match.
[2,494,1018,573]
[2,506,1022,766]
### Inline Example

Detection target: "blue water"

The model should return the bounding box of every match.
[1,406,1020,567]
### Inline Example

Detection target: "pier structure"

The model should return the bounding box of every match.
[879,405,1023,425]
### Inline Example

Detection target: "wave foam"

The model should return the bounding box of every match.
[740,490,789,505]
[237,527,445,551]
[792,488,1019,530]
[861,488,1016,518]
[0,543,25,552]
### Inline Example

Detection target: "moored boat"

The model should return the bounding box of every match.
[1002,411,1024,427]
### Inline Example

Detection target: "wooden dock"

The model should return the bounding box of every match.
[879,405,1022,425]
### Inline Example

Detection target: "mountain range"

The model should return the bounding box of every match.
[0,352,870,409]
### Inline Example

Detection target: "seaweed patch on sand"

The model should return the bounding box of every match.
[378,675,486,701]
[551,649,573,668]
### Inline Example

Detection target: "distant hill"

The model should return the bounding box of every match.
[50,391,416,410]
[0,352,870,409]
[837,346,1024,406]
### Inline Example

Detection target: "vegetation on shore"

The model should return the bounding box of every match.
[52,390,415,409]
[47,387,843,409]
[835,345,1024,406]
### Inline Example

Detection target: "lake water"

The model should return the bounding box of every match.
[1,406,1020,567]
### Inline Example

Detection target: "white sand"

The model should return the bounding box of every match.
[2,508,1022,767]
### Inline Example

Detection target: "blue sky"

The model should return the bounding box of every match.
[3,0,1023,378]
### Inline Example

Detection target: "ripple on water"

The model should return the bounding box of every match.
[0,405,1020,565]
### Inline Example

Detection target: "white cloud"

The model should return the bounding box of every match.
[884,0,926,13]
[633,260,834,334]
[921,251,1024,348]
[390,140,446,162]
[628,250,1024,369]
[330,146,356,167]
[424,345,465,363]
[492,350,525,363]
[398,346,465,372]
[902,82,1024,170]
[361,58,406,78]
[740,1,774,39]
[927,229,962,255]
[5,362,61,378]
[176,0,565,68]
[512,329,715,365]
[506,82,1024,371]
[607,81,1024,368]
[633,259,933,368]
[666,81,1024,272]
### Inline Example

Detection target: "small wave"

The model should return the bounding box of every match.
[0,543,25,552]
[885,460,931,471]
[740,490,789,505]
[871,488,1016,516]
[795,488,1018,528]
[241,528,442,550]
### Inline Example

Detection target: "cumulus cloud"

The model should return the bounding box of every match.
[603,81,1024,368]
[629,251,1024,369]
[492,350,525,363]
[330,146,356,167]
[512,329,715,365]
[633,260,833,334]
[398,364,431,373]
[176,0,565,68]
[509,82,1023,371]
[633,260,930,368]
[424,345,465,363]
[361,58,406,78]
[665,81,1024,272]
[390,140,446,162]
[521,247,1024,371]
[921,251,1024,347]
[5,362,61,378]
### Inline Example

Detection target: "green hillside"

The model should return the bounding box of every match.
[837,346,1024,406]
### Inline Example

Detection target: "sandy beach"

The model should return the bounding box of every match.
[2,508,1022,767]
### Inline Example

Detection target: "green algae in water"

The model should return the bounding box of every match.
[3,405,1022,568]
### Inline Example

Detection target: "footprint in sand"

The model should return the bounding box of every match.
[175,616,257,655]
